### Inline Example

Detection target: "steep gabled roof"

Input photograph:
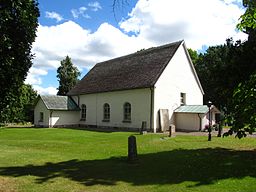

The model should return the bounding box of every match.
[40,95,80,111]
[68,40,183,95]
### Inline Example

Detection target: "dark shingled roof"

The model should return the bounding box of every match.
[68,40,183,95]
[40,95,80,111]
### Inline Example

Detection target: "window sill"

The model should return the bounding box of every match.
[102,119,110,122]
[122,120,131,123]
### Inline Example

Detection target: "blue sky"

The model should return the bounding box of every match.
[26,0,247,95]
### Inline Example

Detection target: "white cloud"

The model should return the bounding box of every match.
[25,67,48,85]
[88,1,102,11]
[71,7,90,19]
[32,0,248,94]
[33,85,58,95]
[45,11,63,22]
[120,0,247,50]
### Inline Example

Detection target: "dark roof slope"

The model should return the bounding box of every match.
[40,95,80,111]
[68,40,183,95]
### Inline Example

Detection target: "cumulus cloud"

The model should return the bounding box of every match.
[88,1,102,11]
[71,7,90,19]
[33,85,58,95]
[119,0,247,50]
[45,11,63,22]
[25,67,48,85]
[32,0,247,95]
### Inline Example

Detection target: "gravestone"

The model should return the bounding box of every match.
[128,135,138,162]
[140,121,147,134]
[159,109,169,132]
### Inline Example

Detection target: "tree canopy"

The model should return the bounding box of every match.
[0,0,39,121]
[57,56,81,96]
[190,0,256,137]
[0,84,38,123]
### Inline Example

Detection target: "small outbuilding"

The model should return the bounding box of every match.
[174,105,221,131]
[34,95,80,127]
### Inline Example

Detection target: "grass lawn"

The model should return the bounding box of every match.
[0,128,255,192]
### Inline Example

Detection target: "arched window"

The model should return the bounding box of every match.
[103,103,110,121]
[81,104,86,120]
[123,102,131,122]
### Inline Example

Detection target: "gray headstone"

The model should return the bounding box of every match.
[128,135,138,162]
[159,109,169,132]
[140,121,147,134]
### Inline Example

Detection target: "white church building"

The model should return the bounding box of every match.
[34,40,220,132]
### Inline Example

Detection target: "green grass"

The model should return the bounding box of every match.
[0,128,256,192]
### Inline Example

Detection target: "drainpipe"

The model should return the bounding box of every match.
[96,93,98,127]
[77,95,80,106]
[150,87,155,132]
[50,110,53,128]
[197,113,202,131]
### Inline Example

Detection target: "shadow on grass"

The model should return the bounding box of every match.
[0,148,255,187]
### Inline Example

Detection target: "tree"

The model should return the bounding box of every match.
[0,0,39,120]
[193,40,234,109]
[224,73,256,138]
[57,56,81,96]
[237,0,256,33]
[187,48,199,65]
[0,84,38,123]
[224,0,256,137]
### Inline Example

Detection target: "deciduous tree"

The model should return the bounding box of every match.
[0,0,39,120]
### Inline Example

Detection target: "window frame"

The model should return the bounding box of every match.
[81,104,86,121]
[39,112,44,122]
[103,103,110,122]
[123,102,131,122]
[180,92,186,105]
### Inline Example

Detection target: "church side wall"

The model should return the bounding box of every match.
[78,88,151,130]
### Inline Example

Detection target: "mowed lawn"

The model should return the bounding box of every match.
[0,128,256,192]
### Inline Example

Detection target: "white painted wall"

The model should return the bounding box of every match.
[78,88,151,130]
[51,111,80,127]
[154,43,203,132]
[176,111,218,132]
[34,99,50,127]
[175,113,201,131]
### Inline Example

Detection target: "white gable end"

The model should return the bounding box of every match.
[153,42,203,131]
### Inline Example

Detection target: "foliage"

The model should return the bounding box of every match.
[0,0,39,119]
[187,48,199,64]
[57,56,81,96]
[0,84,38,123]
[0,128,256,192]
[237,0,256,33]
[224,73,256,138]
[193,39,235,109]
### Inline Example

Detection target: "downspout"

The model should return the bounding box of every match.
[96,93,98,127]
[197,113,202,131]
[77,95,80,106]
[150,87,155,132]
[50,110,53,128]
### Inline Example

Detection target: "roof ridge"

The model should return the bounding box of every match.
[95,40,184,67]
